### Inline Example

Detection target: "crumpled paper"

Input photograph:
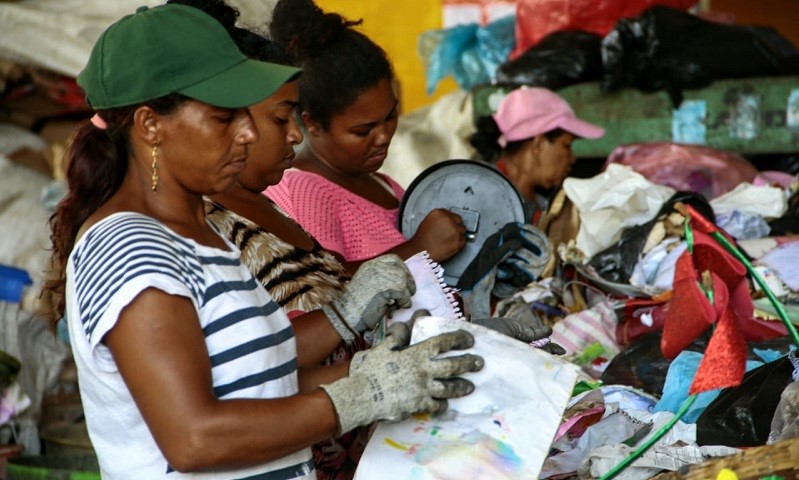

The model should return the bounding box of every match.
[563,164,675,259]
[710,182,787,218]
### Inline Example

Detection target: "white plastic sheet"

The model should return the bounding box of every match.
[709,182,787,218]
[354,316,580,480]
[563,164,675,259]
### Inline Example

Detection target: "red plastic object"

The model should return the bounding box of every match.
[511,0,695,60]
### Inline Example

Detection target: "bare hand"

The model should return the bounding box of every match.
[410,209,467,262]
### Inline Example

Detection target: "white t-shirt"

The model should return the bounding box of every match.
[66,212,314,479]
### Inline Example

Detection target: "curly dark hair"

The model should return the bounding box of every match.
[469,114,566,163]
[269,0,393,130]
[168,0,294,64]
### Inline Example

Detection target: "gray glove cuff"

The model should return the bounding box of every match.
[322,304,358,345]
[319,376,371,436]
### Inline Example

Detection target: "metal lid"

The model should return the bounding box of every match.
[399,159,527,286]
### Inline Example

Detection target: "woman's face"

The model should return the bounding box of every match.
[526,132,577,189]
[238,81,302,191]
[156,100,258,195]
[304,77,399,175]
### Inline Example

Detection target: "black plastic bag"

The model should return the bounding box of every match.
[602,332,707,397]
[588,191,714,285]
[494,30,604,90]
[601,5,799,105]
[696,355,796,447]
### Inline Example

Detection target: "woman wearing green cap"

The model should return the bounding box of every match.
[44,4,483,479]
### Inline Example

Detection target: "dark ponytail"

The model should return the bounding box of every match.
[269,0,393,129]
[44,95,186,320]
[470,114,568,163]
[470,115,503,163]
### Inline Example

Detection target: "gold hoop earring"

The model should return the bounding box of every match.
[151,143,159,192]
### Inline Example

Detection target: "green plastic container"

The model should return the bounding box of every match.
[6,455,100,480]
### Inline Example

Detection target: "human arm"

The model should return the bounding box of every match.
[387,208,467,263]
[298,363,349,393]
[290,309,347,367]
[107,289,480,471]
[290,254,415,367]
[105,289,338,472]
[338,208,468,273]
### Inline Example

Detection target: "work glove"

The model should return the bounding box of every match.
[320,321,484,436]
[322,254,416,344]
[471,297,566,355]
[457,222,550,291]
[496,227,551,288]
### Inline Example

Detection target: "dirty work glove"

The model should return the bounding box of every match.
[496,226,551,289]
[457,222,548,290]
[323,254,416,344]
[469,316,549,343]
[320,322,484,436]
[476,297,565,354]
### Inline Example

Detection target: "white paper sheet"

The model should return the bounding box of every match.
[354,316,580,480]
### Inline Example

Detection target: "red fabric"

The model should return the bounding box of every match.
[661,252,716,359]
[660,230,752,394]
[616,299,667,346]
[690,289,747,394]
[511,0,695,60]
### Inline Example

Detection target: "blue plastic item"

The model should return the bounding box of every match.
[419,15,516,94]
[0,265,32,304]
[654,351,763,423]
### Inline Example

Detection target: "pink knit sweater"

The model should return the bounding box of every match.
[266,169,407,262]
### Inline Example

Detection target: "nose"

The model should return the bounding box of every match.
[235,109,258,145]
[288,115,304,145]
[373,123,393,147]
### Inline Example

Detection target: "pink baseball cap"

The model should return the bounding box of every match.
[492,87,605,147]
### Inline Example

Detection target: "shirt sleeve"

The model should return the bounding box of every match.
[70,215,204,362]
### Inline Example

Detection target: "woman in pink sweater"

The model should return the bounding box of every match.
[266,0,466,266]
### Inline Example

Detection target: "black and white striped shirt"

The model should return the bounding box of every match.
[66,212,314,479]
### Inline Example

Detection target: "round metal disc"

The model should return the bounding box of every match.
[399,159,526,286]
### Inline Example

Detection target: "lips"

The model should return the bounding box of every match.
[366,150,388,165]
[280,152,295,168]
[228,154,247,171]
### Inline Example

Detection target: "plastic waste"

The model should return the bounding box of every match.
[494,30,603,90]
[419,15,515,94]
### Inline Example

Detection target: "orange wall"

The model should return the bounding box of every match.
[710,0,799,47]
[314,0,457,114]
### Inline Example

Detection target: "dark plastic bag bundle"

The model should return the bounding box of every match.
[696,355,796,447]
[601,5,799,104]
[494,30,604,90]
[601,332,702,397]
[588,191,714,285]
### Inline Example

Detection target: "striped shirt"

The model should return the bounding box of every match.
[66,212,314,480]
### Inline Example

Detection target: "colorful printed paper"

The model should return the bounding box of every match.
[354,316,580,480]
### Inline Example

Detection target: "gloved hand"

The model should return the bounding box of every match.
[469,316,550,343]
[322,254,416,344]
[320,321,484,435]
[496,226,551,288]
[457,222,549,291]
[471,297,565,355]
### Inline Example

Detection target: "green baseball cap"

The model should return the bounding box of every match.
[77,4,301,109]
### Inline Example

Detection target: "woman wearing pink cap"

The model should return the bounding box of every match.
[470,87,604,217]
